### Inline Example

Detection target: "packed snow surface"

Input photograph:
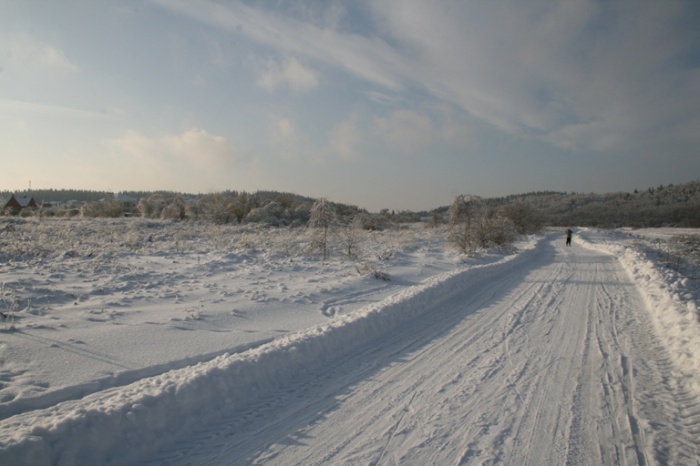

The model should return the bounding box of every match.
[0,219,698,465]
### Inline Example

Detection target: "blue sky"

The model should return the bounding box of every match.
[2,0,699,211]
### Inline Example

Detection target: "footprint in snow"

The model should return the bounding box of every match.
[321,305,341,317]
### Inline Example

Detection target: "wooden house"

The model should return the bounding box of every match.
[2,195,38,213]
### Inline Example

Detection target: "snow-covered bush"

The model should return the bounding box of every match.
[160,197,187,220]
[80,200,124,218]
[245,201,285,226]
[477,208,518,248]
[448,195,483,254]
[500,202,543,234]
[448,195,521,254]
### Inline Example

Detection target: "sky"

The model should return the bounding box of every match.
[1,0,699,212]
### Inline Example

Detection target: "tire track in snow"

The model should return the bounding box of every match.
[478,255,584,466]
[567,250,700,466]
[606,277,700,465]
[140,239,564,464]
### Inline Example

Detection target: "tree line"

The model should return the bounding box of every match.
[2,180,699,229]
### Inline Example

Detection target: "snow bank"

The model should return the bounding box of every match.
[0,239,540,465]
[577,230,700,392]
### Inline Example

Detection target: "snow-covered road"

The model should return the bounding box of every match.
[142,237,700,465]
[2,232,699,465]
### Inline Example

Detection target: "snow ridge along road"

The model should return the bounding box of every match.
[2,235,700,465]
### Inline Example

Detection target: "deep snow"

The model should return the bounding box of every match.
[0,219,698,465]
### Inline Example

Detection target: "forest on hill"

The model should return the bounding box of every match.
[485,181,700,228]
[2,180,699,228]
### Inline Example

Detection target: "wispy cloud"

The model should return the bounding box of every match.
[152,0,406,90]
[0,99,105,120]
[370,0,700,152]
[155,0,700,154]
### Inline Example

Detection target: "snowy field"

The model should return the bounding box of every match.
[0,218,698,465]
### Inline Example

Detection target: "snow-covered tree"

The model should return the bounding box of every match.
[500,203,543,234]
[161,197,187,220]
[448,195,482,254]
[477,207,517,248]
[340,214,366,259]
[308,198,338,260]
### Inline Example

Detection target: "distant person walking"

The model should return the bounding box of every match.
[566,228,572,246]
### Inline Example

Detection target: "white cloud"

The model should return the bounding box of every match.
[204,37,234,68]
[374,110,433,153]
[171,128,234,166]
[256,57,319,93]
[273,116,297,140]
[435,106,477,149]
[328,114,363,161]
[0,35,78,72]
[109,128,235,171]
[268,114,306,161]
[374,108,474,154]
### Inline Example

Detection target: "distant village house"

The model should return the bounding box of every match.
[114,192,138,216]
[2,195,38,214]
